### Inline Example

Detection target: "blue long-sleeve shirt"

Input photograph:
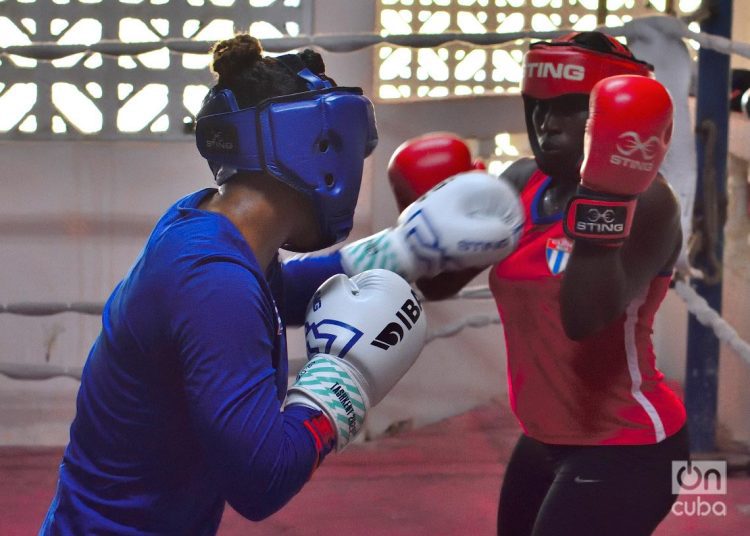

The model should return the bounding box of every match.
[40,189,344,535]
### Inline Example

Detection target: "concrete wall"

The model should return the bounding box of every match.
[718,120,750,448]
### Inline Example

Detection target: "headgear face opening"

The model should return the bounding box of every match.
[195,54,379,252]
[521,32,653,176]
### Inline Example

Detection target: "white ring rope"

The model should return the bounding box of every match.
[672,280,750,364]
[425,313,501,344]
[0,362,83,381]
[0,302,103,316]
[0,30,566,59]
[5,280,750,382]
[455,286,494,300]
[0,17,749,61]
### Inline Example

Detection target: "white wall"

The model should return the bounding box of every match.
[0,141,210,444]
[717,122,750,447]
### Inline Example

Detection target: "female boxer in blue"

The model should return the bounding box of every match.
[39,33,428,535]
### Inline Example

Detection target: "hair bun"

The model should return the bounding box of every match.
[299,49,326,76]
[211,34,264,82]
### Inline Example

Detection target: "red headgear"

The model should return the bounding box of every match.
[521,32,653,99]
[521,32,654,178]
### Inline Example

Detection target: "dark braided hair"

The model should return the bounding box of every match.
[209,34,331,109]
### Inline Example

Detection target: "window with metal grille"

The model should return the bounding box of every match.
[0,0,312,140]
[376,0,702,100]
[375,0,702,173]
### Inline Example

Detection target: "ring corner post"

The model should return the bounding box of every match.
[685,0,734,454]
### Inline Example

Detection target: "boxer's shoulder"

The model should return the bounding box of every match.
[500,158,537,193]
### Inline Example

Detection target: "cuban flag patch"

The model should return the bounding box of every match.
[545,237,573,275]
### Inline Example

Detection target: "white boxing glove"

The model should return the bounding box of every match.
[286,269,426,450]
[340,171,524,281]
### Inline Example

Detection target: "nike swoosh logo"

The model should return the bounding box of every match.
[573,476,602,484]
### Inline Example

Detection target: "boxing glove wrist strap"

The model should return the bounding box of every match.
[339,228,418,281]
[286,355,369,451]
[563,186,637,247]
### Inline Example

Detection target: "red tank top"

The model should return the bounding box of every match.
[490,170,686,445]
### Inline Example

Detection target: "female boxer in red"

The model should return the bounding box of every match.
[389,31,689,536]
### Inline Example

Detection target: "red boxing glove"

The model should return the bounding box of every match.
[564,75,673,246]
[388,132,485,211]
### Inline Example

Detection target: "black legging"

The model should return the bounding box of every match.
[497,427,689,536]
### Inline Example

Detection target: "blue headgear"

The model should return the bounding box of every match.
[195,53,379,251]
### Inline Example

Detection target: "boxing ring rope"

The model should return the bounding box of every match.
[0,302,103,316]
[4,278,750,381]
[3,15,750,381]
[1,17,750,60]
[0,362,83,382]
